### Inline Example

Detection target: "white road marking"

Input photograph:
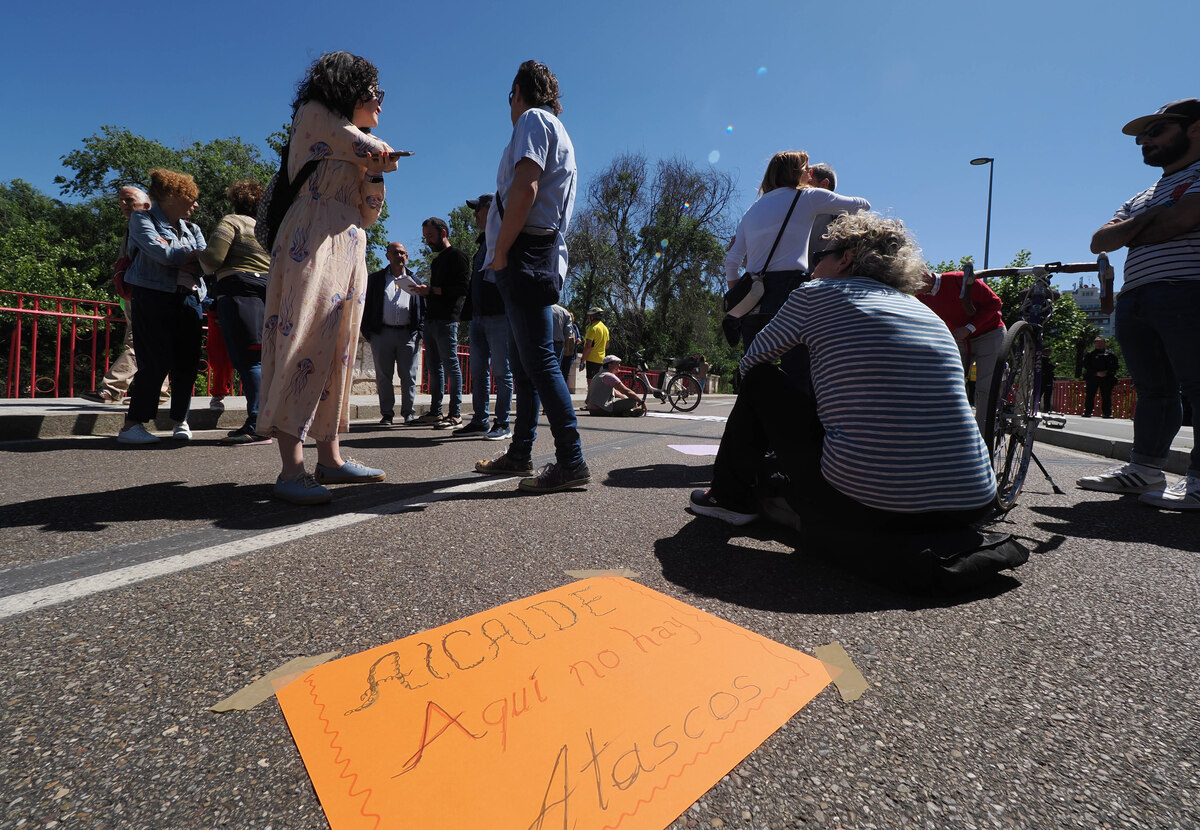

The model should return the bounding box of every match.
[0,477,505,620]
[644,412,727,422]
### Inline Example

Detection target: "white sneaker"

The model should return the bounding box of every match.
[172,421,192,441]
[1076,463,1166,494]
[1139,475,1200,511]
[117,423,159,445]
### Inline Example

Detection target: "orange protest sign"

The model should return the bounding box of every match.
[277,577,832,829]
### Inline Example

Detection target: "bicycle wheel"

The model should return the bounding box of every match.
[627,375,648,399]
[982,321,1041,511]
[667,374,703,412]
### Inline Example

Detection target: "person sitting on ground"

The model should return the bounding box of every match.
[689,211,997,530]
[585,355,646,417]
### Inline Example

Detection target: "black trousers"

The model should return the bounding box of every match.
[712,364,992,531]
[1084,378,1114,417]
[128,285,203,424]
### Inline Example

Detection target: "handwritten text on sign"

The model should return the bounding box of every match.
[277,577,832,829]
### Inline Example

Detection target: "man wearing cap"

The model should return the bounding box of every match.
[1078,98,1200,510]
[582,307,609,380]
[585,355,646,417]
[475,59,590,493]
[454,194,513,440]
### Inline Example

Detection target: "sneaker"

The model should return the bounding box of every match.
[1139,475,1200,511]
[453,420,490,437]
[475,452,535,476]
[314,457,386,484]
[402,414,420,425]
[1076,463,1166,494]
[273,473,333,505]
[171,421,192,441]
[209,397,225,412]
[485,422,513,441]
[518,460,592,493]
[82,389,120,404]
[117,423,159,445]
[434,415,464,430]
[418,412,444,424]
[379,416,394,426]
[688,488,759,526]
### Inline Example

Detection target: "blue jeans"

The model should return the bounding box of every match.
[423,319,462,417]
[1115,280,1200,475]
[468,314,512,427]
[495,272,583,468]
[214,295,263,430]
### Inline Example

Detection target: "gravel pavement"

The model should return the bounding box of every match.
[1,399,1197,829]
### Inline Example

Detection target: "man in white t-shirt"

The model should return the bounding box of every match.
[475,60,589,494]
[1078,98,1200,510]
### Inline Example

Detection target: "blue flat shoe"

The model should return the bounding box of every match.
[314,458,386,484]
[273,473,332,505]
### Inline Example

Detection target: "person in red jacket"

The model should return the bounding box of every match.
[917,270,1006,434]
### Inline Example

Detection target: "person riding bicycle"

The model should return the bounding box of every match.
[585,355,646,417]
[689,212,996,530]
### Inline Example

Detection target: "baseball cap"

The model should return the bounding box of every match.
[602,354,621,366]
[1121,98,1200,136]
[465,193,494,210]
[588,306,604,315]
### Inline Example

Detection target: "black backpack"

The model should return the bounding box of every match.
[255,139,319,251]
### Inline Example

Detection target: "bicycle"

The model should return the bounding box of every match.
[966,254,1114,510]
[624,349,705,412]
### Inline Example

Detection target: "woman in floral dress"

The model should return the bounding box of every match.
[260,51,398,505]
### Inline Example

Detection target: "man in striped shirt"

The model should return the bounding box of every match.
[689,212,996,529]
[1078,98,1200,511]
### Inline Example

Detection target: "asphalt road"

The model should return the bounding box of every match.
[1,397,1196,829]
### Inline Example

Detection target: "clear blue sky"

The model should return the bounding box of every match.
[1,0,1192,291]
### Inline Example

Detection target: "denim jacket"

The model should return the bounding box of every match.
[124,205,207,299]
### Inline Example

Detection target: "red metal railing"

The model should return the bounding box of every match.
[1,290,123,398]
[2,290,237,399]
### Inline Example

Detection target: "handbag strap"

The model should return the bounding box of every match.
[760,188,803,275]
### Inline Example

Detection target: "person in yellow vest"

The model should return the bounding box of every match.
[581,306,609,380]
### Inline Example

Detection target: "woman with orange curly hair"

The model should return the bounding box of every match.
[117,168,207,445]
[258,51,399,504]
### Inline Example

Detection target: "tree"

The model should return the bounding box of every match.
[566,153,739,376]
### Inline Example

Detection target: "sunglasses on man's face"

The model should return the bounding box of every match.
[1137,121,1175,141]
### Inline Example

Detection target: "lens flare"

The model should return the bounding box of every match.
[757,66,767,76]
[725,125,733,134]
[682,202,691,211]
[653,251,663,260]
[708,150,720,164]
[660,239,669,249]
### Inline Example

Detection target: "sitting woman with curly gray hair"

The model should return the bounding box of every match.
[690,211,997,531]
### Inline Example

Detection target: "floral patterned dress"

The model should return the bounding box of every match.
[259,101,391,441]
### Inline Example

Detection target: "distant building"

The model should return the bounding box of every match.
[1071,280,1117,338]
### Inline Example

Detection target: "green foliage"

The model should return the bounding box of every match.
[566,153,739,376]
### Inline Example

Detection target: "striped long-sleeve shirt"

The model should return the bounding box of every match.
[741,277,996,513]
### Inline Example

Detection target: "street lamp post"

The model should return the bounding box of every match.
[970,157,994,269]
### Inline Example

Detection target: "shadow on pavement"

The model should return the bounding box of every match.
[1028,498,1200,553]
[0,479,441,534]
[603,462,712,490]
[655,517,1019,614]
